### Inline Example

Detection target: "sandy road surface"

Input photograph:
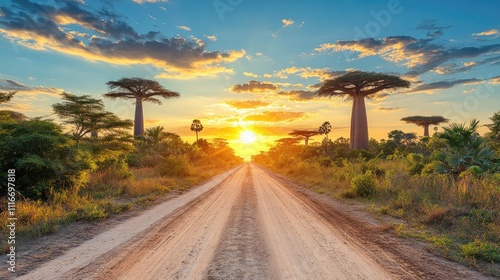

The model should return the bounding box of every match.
[18,163,488,279]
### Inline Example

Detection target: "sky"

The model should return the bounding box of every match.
[0,0,499,160]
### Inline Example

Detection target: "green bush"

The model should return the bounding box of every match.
[156,156,191,177]
[0,120,96,200]
[350,173,376,197]
[406,153,426,175]
[461,238,500,262]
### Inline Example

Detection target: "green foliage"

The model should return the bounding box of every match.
[349,173,376,197]
[461,238,500,262]
[433,120,497,178]
[156,156,191,177]
[406,153,426,175]
[0,120,97,199]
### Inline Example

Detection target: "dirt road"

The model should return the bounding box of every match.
[18,163,489,279]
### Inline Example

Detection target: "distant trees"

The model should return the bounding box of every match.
[401,116,448,137]
[289,129,319,146]
[190,119,204,143]
[103,77,180,137]
[319,71,410,150]
[52,92,133,140]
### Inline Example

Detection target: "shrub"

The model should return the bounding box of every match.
[406,153,426,175]
[461,238,500,262]
[350,173,376,197]
[156,156,191,177]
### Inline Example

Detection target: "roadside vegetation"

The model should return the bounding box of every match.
[0,85,242,252]
[253,114,500,276]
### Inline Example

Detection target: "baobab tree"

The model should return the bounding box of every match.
[103,77,180,137]
[190,119,203,143]
[401,116,449,137]
[318,71,410,150]
[318,121,332,141]
[289,129,319,146]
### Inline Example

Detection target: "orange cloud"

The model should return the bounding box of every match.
[244,111,305,122]
[225,100,270,109]
[231,80,280,93]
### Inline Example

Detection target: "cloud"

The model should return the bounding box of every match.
[316,35,500,76]
[416,20,451,39]
[0,1,245,79]
[491,76,500,85]
[205,35,217,41]
[0,78,62,97]
[273,66,346,81]
[230,80,280,93]
[243,72,259,78]
[277,90,316,101]
[434,56,500,75]
[473,29,499,40]
[133,0,169,3]
[244,111,305,122]
[176,25,191,31]
[377,107,403,111]
[407,78,483,94]
[225,100,269,109]
[282,19,294,27]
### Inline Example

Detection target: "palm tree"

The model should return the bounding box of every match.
[103,78,180,137]
[318,71,410,149]
[190,119,203,143]
[289,129,319,146]
[401,116,449,137]
[145,126,166,145]
[318,121,332,141]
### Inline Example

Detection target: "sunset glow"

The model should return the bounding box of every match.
[241,130,257,144]
[0,1,498,160]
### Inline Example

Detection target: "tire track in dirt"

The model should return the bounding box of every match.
[205,166,272,279]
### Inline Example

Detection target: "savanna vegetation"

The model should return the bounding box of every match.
[253,114,500,276]
[0,82,242,251]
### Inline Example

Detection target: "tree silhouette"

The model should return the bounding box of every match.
[318,121,332,141]
[289,129,319,146]
[275,137,302,145]
[0,91,16,104]
[190,119,203,143]
[318,71,410,149]
[401,116,449,137]
[103,77,180,137]
[53,92,133,140]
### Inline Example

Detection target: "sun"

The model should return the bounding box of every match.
[240,130,257,144]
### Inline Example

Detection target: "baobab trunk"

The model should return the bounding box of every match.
[423,124,430,137]
[350,95,369,150]
[134,98,144,136]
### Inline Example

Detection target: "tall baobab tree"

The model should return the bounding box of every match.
[289,129,319,146]
[318,71,410,150]
[401,116,449,137]
[190,119,203,143]
[318,121,332,141]
[103,77,180,137]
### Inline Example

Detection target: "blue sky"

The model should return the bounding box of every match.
[0,0,499,159]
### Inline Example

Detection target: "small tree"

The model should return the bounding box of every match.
[53,92,133,140]
[289,129,319,146]
[318,121,332,141]
[190,119,203,143]
[104,77,180,137]
[434,119,496,179]
[401,116,449,137]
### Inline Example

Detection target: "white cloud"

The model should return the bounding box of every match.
[176,25,191,31]
[133,0,169,4]
[205,35,217,41]
[282,19,294,27]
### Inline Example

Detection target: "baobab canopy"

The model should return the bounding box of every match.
[318,71,410,150]
[401,116,449,137]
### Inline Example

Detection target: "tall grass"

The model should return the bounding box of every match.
[259,157,500,275]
